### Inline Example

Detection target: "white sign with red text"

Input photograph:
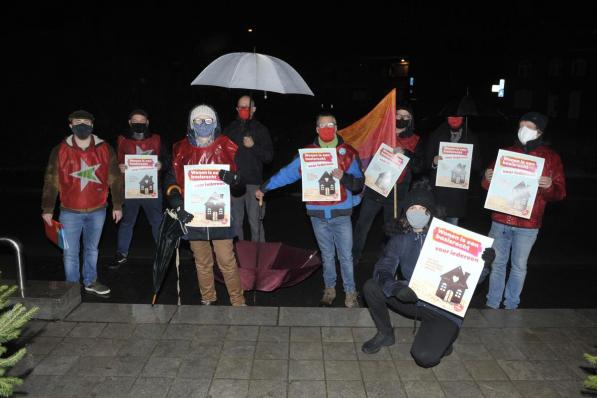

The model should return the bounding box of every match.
[435,142,473,189]
[408,218,494,317]
[484,149,545,219]
[124,155,158,199]
[364,143,410,197]
[184,164,230,228]
[298,148,339,202]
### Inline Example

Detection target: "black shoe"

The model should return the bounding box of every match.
[361,332,395,354]
[109,253,127,270]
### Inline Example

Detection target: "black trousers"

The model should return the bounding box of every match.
[363,279,460,368]
[352,197,396,261]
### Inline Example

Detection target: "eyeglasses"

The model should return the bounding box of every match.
[193,118,214,125]
[317,122,336,128]
[396,116,412,120]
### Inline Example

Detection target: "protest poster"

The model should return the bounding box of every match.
[364,143,410,197]
[124,154,159,199]
[408,218,494,317]
[298,148,339,202]
[484,149,545,219]
[184,164,230,228]
[435,142,473,189]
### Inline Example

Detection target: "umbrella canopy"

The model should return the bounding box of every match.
[191,52,314,96]
[151,209,188,304]
[215,241,321,292]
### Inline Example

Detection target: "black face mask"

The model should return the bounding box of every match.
[396,119,410,129]
[130,123,148,139]
[72,124,93,139]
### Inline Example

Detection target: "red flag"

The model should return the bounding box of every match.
[338,89,396,168]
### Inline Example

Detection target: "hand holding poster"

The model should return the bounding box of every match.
[43,219,69,250]
[124,155,159,199]
[298,148,339,202]
[435,142,473,189]
[184,164,230,228]
[408,218,494,317]
[484,149,545,219]
[364,143,410,197]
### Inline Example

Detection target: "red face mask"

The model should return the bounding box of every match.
[238,107,251,120]
[447,116,464,130]
[318,127,336,142]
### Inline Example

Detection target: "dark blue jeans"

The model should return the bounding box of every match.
[117,198,163,256]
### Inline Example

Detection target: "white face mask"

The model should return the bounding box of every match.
[518,126,538,145]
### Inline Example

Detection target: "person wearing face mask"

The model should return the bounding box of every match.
[361,180,496,367]
[255,112,364,307]
[110,109,171,269]
[223,95,273,242]
[164,104,246,306]
[482,111,566,310]
[41,110,123,296]
[425,113,482,226]
[352,102,423,265]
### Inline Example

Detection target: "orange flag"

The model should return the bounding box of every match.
[338,89,396,168]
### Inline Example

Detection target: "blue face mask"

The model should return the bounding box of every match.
[192,121,216,138]
[406,209,430,230]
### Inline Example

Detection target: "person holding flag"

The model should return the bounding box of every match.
[352,101,423,265]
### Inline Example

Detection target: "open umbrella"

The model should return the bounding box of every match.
[190,52,314,96]
[151,209,188,305]
[214,240,321,292]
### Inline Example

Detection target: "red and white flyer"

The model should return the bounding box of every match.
[298,148,339,202]
[184,164,230,228]
[435,142,474,189]
[124,154,158,199]
[364,143,410,197]
[408,218,494,317]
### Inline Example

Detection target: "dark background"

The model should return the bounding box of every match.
[0,1,595,307]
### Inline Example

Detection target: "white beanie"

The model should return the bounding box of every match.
[190,105,217,126]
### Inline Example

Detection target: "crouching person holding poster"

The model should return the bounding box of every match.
[361,180,496,368]
[482,112,566,310]
[164,104,246,306]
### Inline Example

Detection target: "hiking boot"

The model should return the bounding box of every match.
[84,281,111,295]
[344,291,359,308]
[319,287,336,307]
[109,253,127,270]
[361,332,396,354]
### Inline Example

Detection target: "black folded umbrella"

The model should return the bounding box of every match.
[151,209,188,305]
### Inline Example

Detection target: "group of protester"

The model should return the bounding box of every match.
[41,95,565,367]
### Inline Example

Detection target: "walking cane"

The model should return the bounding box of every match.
[253,197,264,305]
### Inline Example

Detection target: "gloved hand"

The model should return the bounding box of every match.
[392,284,418,303]
[218,169,241,186]
[481,247,496,267]
[175,206,194,224]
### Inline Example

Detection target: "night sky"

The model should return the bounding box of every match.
[2,1,595,168]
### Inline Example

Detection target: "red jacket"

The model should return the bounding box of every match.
[117,134,161,163]
[482,144,566,229]
[170,135,238,193]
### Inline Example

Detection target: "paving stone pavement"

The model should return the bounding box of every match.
[9,305,596,397]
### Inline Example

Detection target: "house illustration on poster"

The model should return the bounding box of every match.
[319,171,336,196]
[205,193,225,221]
[451,163,467,185]
[139,175,154,195]
[436,266,470,304]
[375,171,392,192]
[511,181,531,212]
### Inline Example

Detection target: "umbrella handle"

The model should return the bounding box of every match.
[259,197,263,207]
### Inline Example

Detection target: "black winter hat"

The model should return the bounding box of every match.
[520,111,548,132]
[68,109,95,122]
[129,108,149,119]
[404,183,435,213]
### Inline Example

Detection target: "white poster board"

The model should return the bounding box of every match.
[124,155,158,199]
[484,149,545,219]
[435,142,473,189]
[298,148,339,202]
[408,218,494,317]
[184,164,230,228]
[364,143,410,197]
